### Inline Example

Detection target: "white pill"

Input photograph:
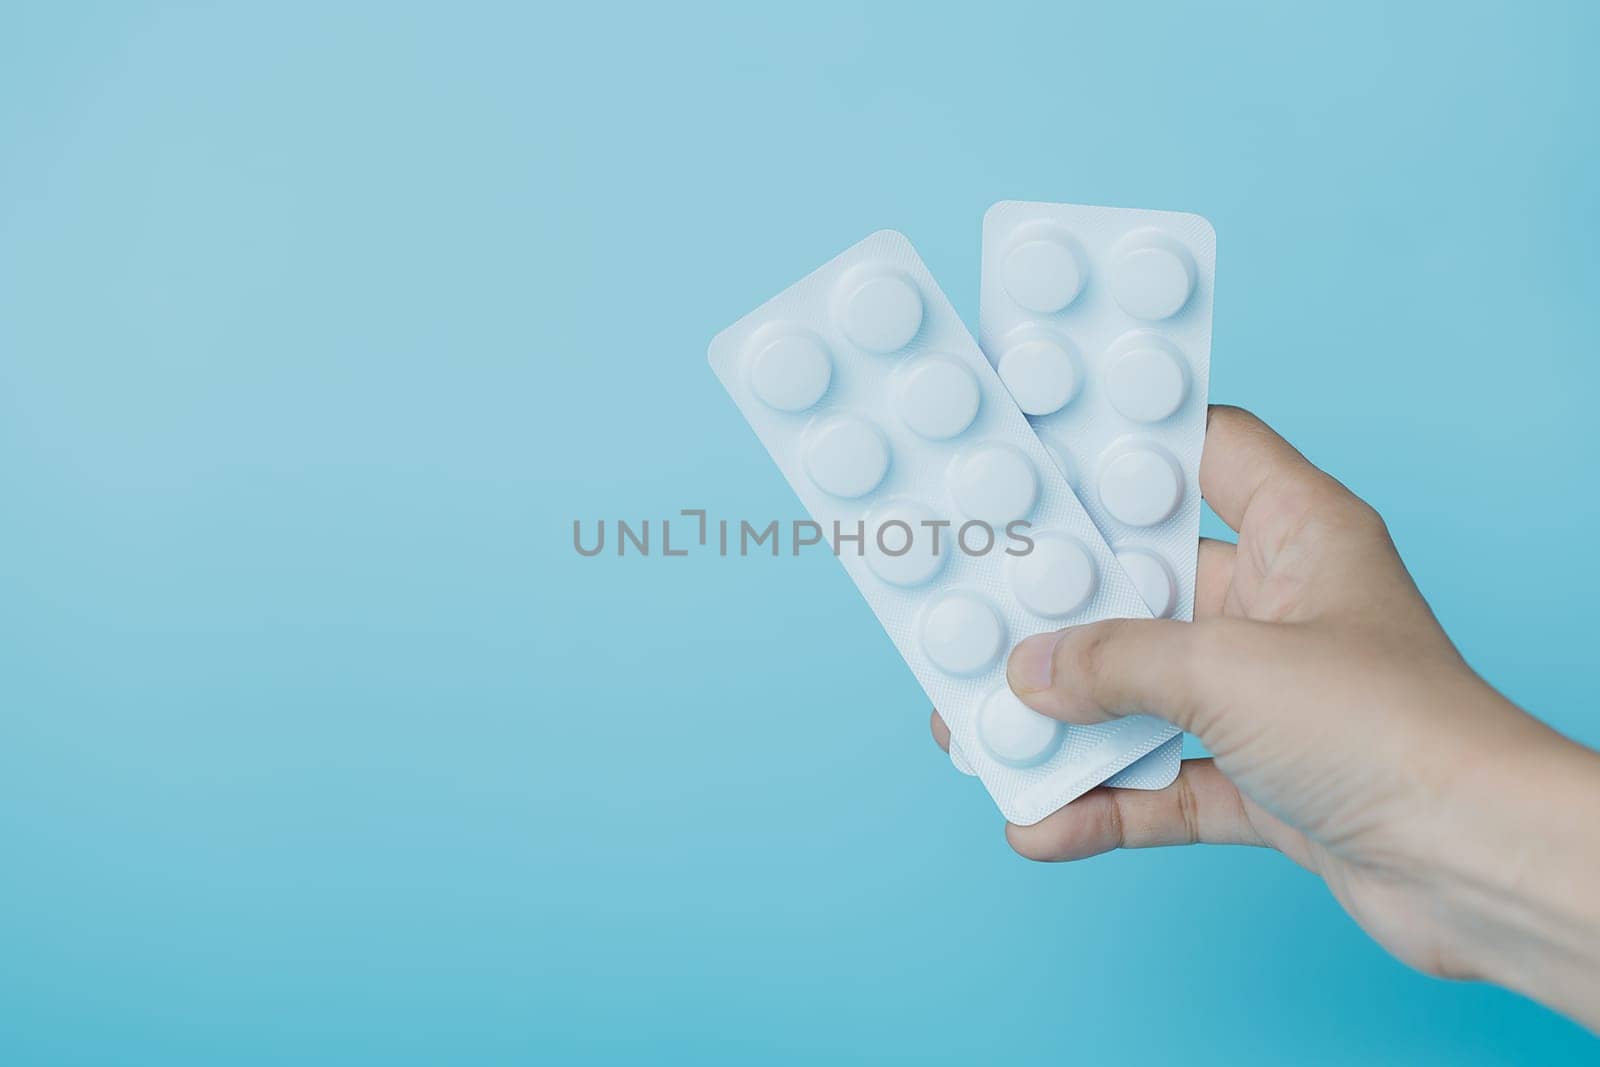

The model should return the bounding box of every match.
[919,592,1005,675]
[803,415,890,499]
[1105,343,1187,423]
[1011,532,1097,618]
[863,500,945,587]
[949,443,1038,524]
[1108,243,1195,321]
[1098,447,1183,527]
[978,684,1063,767]
[997,338,1078,417]
[1001,238,1083,313]
[748,331,832,412]
[896,356,980,440]
[1116,548,1178,618]
[834,271,923,353]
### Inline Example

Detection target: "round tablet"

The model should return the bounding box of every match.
[1116,548,1178,618]
[997,338,1079,417]
[1000,238,1083,313]
[949,443,1038,524]
[1105,343,1187,423]
[1098,447,1183,527]
[896,356,980,439]
[1011,532,1097,618]
[919,592,1006,675]
[834,271,923,353]
[749,331,832,412]
[1108,243,1195,321]
[977,684,1063,767]
[863,500,945,587]
[802,415,890,499]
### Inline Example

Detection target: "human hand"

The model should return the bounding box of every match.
[932,406,1600,1028]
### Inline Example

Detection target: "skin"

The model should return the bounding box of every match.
[931,406,1600,1029]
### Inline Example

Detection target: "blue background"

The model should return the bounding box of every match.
[2,1,1597,1062]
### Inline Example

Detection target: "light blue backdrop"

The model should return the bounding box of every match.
[2,1,1597,1062]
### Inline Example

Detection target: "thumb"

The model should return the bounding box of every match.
[1007,617,1261,736]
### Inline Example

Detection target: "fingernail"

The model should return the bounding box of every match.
[1008,631,1059,693]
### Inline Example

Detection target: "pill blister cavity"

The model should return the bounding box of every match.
[1000,233,1084,314]
[997,336,1079,417]
[978,684,1064,767]
[1105,335,1188,423]
[863,499,946,587]
[949,443,1038,524]
[1107,230,1196,321]
[833,266,924,353]
[1116,547,1178,618]
[919,591,1006,675]
[1011,531,1097,618]
[747,327,832,412]
[1098,445,1183,527]
[803,414,890,498]
[895,355,980,440]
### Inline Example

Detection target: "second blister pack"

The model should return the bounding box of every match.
[949,202,1216,791]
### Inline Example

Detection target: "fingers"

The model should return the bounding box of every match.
[1200,405,1320,533]
[1006,758,1267,861]
[1007,615,1278,734]
[1006,620,1169,722]
[1194,537,1236,618]
[929,709,950,753]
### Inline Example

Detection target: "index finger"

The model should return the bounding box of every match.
[1199,405,1319,533]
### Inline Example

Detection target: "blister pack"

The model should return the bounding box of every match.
[981,201,1215,621]
[951,706,1182,786]
[946,203,1216,792]
[709,230,1179,824]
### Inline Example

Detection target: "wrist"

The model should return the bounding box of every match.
[1444,712,1600,1027]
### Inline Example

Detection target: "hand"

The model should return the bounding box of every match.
[932,406,1600,1028]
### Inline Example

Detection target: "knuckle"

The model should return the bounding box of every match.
[1345,496,1391,540]
[1103,791,1127,849]
[1173,772,1203,846]
[1300,481,1390,544]
[1263,472,1388,546]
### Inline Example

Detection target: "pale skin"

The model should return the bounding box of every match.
[931,406,1600,1030]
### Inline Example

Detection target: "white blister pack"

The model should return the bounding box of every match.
[948,203,1216,792]
[709,230,1179,825]
[951,706,1182,787]
[981,201,1215,620]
